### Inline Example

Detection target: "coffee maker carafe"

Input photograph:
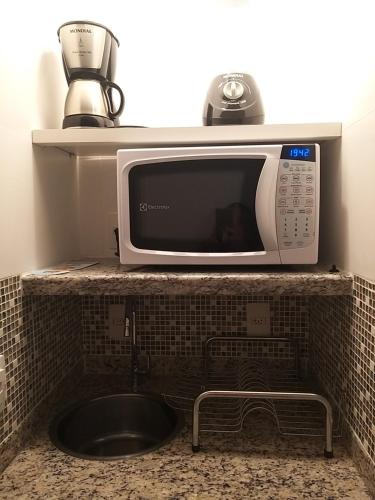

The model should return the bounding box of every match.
[58,21,124,128]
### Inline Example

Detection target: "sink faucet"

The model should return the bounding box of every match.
[125,298,150,393]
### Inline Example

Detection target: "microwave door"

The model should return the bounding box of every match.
[255,157,280,261]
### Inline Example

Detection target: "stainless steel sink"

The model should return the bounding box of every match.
[49,393,183,460]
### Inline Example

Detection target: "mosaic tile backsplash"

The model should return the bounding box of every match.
[82,295,309,361]
[310,276,375,467]
[0,276,81,464]
[0,276,25,447]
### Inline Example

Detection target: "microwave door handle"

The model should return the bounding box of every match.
[255,158,279,250]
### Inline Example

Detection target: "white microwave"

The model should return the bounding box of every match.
[117,144,319,265]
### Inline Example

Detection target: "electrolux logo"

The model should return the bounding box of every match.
[139,202,170,212]
[70,28,92,33]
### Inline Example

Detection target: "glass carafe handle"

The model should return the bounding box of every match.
[105,82,125,119]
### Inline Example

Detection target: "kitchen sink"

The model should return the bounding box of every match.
[49,393,182,460]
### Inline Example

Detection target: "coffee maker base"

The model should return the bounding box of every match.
[63,114,116,129]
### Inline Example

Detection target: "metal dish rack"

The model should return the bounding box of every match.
[163,336,342,458]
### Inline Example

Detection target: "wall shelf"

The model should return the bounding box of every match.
[32,123,342,158]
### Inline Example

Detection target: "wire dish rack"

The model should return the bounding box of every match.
[162,336,342,457]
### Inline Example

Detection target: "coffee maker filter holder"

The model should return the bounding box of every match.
[58,20,125,128]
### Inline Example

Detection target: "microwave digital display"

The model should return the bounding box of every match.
[281,145,315,161]
[128,158,266,253]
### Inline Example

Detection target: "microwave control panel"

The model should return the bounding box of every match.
[275,146,317,250]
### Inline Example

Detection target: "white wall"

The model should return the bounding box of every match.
[38,0,367,128]
[0,5,79,278]
[4,0,366,129]
[321,71,375,281]
[78,158,117,258]
[340,30,375,281]
[317,2,375,281]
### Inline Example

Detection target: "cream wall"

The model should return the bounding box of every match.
[321,76,375,281]
[0,6,78,278]
[340,116,375,281]
[339,4,375,280]
[1,0,375,278]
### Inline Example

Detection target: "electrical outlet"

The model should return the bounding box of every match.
[108,304,126,339]
[246,303,270,336]
[108,212,119,253]
[0,355,6,413]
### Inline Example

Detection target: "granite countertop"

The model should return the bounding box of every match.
[0,375,371,500]
[21,259,353,296]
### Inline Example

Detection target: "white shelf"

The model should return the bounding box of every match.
[32,123,342,158]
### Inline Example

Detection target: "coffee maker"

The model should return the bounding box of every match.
[58,21,124,128]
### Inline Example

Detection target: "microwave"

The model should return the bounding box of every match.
[117,144,319,265]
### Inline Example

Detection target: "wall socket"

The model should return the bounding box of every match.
[0,355,6,413]
[108,304,127,339]
[246,303,271,336]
